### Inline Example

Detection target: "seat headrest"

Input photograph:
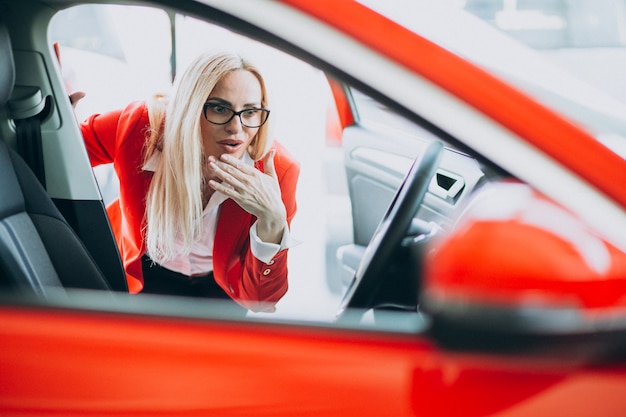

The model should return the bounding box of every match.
[0,22,15,107]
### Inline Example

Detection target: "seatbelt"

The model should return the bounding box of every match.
[9,86,52,189]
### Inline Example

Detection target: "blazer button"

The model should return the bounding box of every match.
[267,259,275,265]
[263,269,271,276]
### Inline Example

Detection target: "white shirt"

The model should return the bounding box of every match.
[143,151,297,276]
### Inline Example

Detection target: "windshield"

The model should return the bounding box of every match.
[358,0,626,158]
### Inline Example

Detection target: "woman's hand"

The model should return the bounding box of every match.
[208,150,286,244]
[69,91,86,108]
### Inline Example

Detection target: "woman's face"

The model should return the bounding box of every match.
[201,69,263,161]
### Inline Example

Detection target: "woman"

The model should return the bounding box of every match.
[79,52,300,313]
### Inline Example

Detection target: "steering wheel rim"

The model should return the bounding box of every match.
[338,140,443,313]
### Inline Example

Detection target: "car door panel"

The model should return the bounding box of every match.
[342,124,423,246]
[0,298,430,417]
[338,117,486,289]
[2,295,625,417]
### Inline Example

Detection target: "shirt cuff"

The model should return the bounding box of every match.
[250,221,300,264]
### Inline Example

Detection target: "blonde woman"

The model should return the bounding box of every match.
[80,52,300,313]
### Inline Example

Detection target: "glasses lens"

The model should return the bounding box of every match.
[204,103,269,128]
[240,109,269,128]
[204,103,233,124]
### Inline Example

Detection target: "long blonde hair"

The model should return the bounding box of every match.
[144,52,270,263]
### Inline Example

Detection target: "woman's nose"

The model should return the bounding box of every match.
[225,114,244,133]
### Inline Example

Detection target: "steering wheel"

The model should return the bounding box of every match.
[338,140,443,314]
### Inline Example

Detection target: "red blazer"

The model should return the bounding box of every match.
[80,101,300,311]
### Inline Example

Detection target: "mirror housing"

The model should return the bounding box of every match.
[422,181,626,349]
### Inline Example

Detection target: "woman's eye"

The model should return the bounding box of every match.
[208,104,227,113]
[242,109,259,118]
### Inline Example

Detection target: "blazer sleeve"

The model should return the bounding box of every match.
[80,101,147,167]
[80,109,123,166]
[228,143,300,312]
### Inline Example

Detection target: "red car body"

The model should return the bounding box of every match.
[1,0,626,416]
[2,301,626,417]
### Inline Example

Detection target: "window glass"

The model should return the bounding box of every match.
[51,5,173,204]
[174,15,343,321]
[50,5,348,323]
[51,4,173,121]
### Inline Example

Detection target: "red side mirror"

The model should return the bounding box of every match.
[422,181,626,338]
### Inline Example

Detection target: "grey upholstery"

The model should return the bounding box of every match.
[0,22,110,295]
[0,23,14,107]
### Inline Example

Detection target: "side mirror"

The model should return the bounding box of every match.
[421,182,626,350]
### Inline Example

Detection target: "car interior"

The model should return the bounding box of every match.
[0,20,124,296]
[0,1,515,325]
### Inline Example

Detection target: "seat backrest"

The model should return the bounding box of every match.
[0,22,110,296]
[0,23,13,110]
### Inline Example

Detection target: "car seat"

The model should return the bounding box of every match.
[0,22,111,296]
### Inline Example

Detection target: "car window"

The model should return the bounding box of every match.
[50,5,350,322]
[46,1,626,331]
[3,0,613,344]
[51,5,173,204]
[51,5,173,120]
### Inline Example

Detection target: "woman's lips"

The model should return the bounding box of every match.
[217,140,244,153]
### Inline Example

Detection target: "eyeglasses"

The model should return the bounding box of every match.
[203,102,270,128]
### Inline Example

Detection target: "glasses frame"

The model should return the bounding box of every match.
[203,102,270,128]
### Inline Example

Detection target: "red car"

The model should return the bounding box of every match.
[1,0,626,416]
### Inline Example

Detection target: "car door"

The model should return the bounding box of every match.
[331,82,486,291]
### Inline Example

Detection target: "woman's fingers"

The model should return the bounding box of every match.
[207,153,284,222]
[208,155,248,189]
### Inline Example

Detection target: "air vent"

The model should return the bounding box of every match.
[429,169,465,203]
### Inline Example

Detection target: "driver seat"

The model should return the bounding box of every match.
[0,21,110,296]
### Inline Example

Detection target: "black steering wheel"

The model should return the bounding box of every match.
[338,140,443,314]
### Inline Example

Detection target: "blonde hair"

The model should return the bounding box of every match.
[144,52,270,263]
